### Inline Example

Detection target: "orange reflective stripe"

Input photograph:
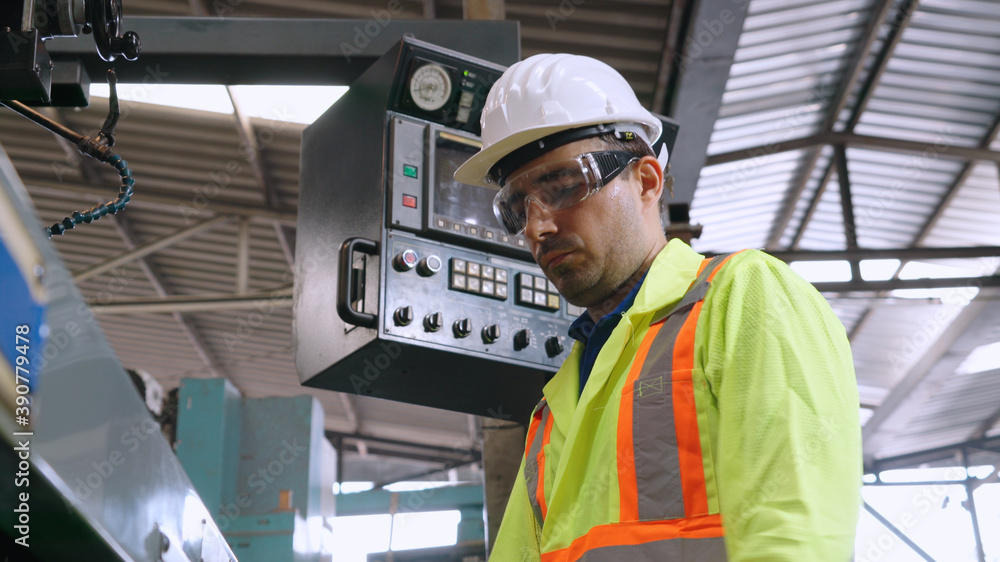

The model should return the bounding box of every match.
[525,400,549,525]
[696,257,712,277]
[673,254,736,517]
[525,405,543,460]
[706,254,740,282]
[672,304,708,516]
[616,321,664,522]
[672,252,740,518]
[537,411,555,519]
[540,514,724,562]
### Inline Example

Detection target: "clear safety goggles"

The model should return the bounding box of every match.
[492,151,639,236]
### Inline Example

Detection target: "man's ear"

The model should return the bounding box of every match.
[636,155,664,212]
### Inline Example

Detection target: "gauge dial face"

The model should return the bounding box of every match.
[409,64,452,112]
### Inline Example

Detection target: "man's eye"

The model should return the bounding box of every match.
[555,184,581,198]
[507,197,526,217]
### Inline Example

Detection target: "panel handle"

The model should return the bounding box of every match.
[337,237,379,328]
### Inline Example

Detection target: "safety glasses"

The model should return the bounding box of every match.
[492,151,639,236]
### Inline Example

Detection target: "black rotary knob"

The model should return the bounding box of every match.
[424,312,443,332]
[453,318,472,338]
[513,329,531,351]
[545,336,564,358]
[393,306,413,326]
[482,324,501,343]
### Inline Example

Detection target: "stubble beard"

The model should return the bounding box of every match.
[552,194,646,310]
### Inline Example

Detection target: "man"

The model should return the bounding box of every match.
[455,54,861,561]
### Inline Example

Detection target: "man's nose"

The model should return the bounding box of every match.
[524,197,557,242]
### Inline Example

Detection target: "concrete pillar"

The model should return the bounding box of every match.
[481,417,526,555]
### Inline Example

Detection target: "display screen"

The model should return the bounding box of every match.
[433,137,498,229]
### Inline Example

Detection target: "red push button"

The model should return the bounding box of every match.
[402,195,417,208]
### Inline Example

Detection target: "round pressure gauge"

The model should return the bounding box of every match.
[409,63,452,112]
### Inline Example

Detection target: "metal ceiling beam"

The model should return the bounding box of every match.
[704,135,820,166]
[791,114,1000,250]
[341,443,477,466]
[339,392,362,437]
[912,111,1000,248]
[764,0,905,249]
[762,245,1000,262]
[189,0,299,270]
[374,458,479,489]
[73,214,231,282]
[787,0,920,250]
[462,0,504,20]
[107,215,231,379]
[224,86,297,268]
[877,110,1000,296]
[503,4,666,30]
[847,307,872,342]
[467,414,480,447]
[236,216,250,294]
[660,0,749,205]
[651,0,691,115]
[863,502,935,561]
[971,385,1000,441]
[962,449,989,562]
[788,158,835,249]
[706,132,1000,167]
[188,0,210,16]
[25,177,298,224]
[862,298,999,462]
[837,132,1000,163]
[88,288,293,314]
[45,17,521,84]
[835,145,861,280]
[327,430,481,459]
[813,276,1000,293]
[869,435,1000,473]
[843,0,920,134]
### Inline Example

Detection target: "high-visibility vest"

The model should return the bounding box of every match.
[523,253,740,561]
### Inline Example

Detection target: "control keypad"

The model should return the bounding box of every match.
[451,258,508,300]
[516,273,561,311]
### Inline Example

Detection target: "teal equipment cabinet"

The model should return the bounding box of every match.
[175,378,337,562]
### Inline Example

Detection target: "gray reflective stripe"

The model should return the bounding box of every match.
[524,402,549,526]
[650,275,710,324]
[631,311,686,520]
[630,254,732,521]
[579,535,727,561]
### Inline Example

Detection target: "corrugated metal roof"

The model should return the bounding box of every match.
[926,162,1000,247]
[693,0,879,253]
[692,0,1000,466]
[877,367,1000,459]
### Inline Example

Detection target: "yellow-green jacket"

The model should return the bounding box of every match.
[490,240,861,561]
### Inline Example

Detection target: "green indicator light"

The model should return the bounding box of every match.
[403,164,418,178]
[464,70,469,76]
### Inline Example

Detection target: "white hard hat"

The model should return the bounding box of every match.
[454,53,663,188]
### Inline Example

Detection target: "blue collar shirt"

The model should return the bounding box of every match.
[567,271,648,399]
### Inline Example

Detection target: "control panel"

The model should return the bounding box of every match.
[297,37,572,420]
[390,45,504,135]
[382,231,578,368]
[387,115,532,259]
